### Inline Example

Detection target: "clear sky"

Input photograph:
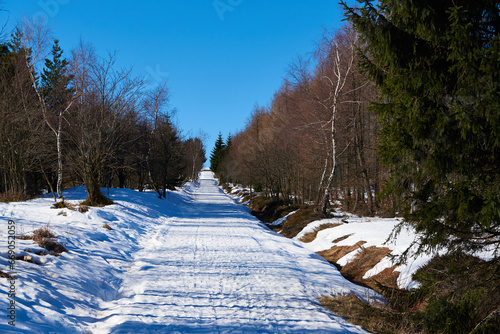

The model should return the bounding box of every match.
[2,0,346,156]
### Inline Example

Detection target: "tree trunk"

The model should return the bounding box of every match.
[56,117,64,202]
[321,108,337,216]
[354,112,374,214]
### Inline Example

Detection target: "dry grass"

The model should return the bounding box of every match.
[299,223,341,243]
[0,270,15,279]
[32,226,57,240]
[36,239,67,255]
[0,191,33,203]
[20,225,67,256]
[280,207,325,238]
[342,246,392,283]
[79,205,89,213]
[317,241,367,263]
[102,223,113,230]
[321,294,420,334]
[331,234,353,244]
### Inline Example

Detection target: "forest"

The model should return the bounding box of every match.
[0,19,206,206]
[212,0,500,259]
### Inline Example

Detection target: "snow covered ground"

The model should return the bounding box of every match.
[293,214,496,290]
[293,217,429,290]
[0,170,379,333]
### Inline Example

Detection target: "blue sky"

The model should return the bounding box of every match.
[2,0,346,156]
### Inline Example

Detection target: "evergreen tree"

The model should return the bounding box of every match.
[41,40,73,110]
[342,0,500,258]
[210,133,226,175]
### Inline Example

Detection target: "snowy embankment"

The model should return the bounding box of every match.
[293,217,428,290]
[290,214,495,290]
[0,170,380,333]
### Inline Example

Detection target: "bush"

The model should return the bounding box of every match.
[413,253,500,334]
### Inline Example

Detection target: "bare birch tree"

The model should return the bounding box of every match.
[19,18,79,203]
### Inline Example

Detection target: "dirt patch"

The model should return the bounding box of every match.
[331,234,353,244]
[317,241,367,263]
[299,223,342,243]
[342,246,393,283]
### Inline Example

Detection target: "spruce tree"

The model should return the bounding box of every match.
[342,0,500,258]
[210,133,226,175]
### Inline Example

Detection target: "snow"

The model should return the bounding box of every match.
[0,170,378,333]
[294,216,444,290]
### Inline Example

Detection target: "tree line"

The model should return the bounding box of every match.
[213,0,499,261]
[0,18,206,205]
[214,24,386,216]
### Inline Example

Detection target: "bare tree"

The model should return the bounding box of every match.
[19,18,79,203]
[69,51,144,205]
[183,132,207,182]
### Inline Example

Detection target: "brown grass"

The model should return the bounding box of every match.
[321,294,420,334]
[280,207,325,238]
[79,205,89,213]
[0,270,15,279]
[317,241,367,263]
[20,226,67,256]
[102,223,113,230]
[0,191,33,203]
[36,239,67,255]
[331,234,353,243]
[342,246,392,283]
[33,226,57,240]
[299,223,342,243]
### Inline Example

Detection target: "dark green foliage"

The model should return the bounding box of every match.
[149,115,186,198]
[343,0,500,258]
[210,133,226,176]
[412,253,500,334]
[422,293,482,334]
[41,40,74,112]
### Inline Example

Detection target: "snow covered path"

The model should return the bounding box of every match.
[1,170,375,333]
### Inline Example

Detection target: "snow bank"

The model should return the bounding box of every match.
[294,216,434,289]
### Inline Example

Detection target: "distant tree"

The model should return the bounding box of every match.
[143,82,185,198]
[343,0,500,258]
[210,133,226,176]
[183,136,206,181]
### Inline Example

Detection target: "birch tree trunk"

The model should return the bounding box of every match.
[56,117,64,201]
[321,101,338,215]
